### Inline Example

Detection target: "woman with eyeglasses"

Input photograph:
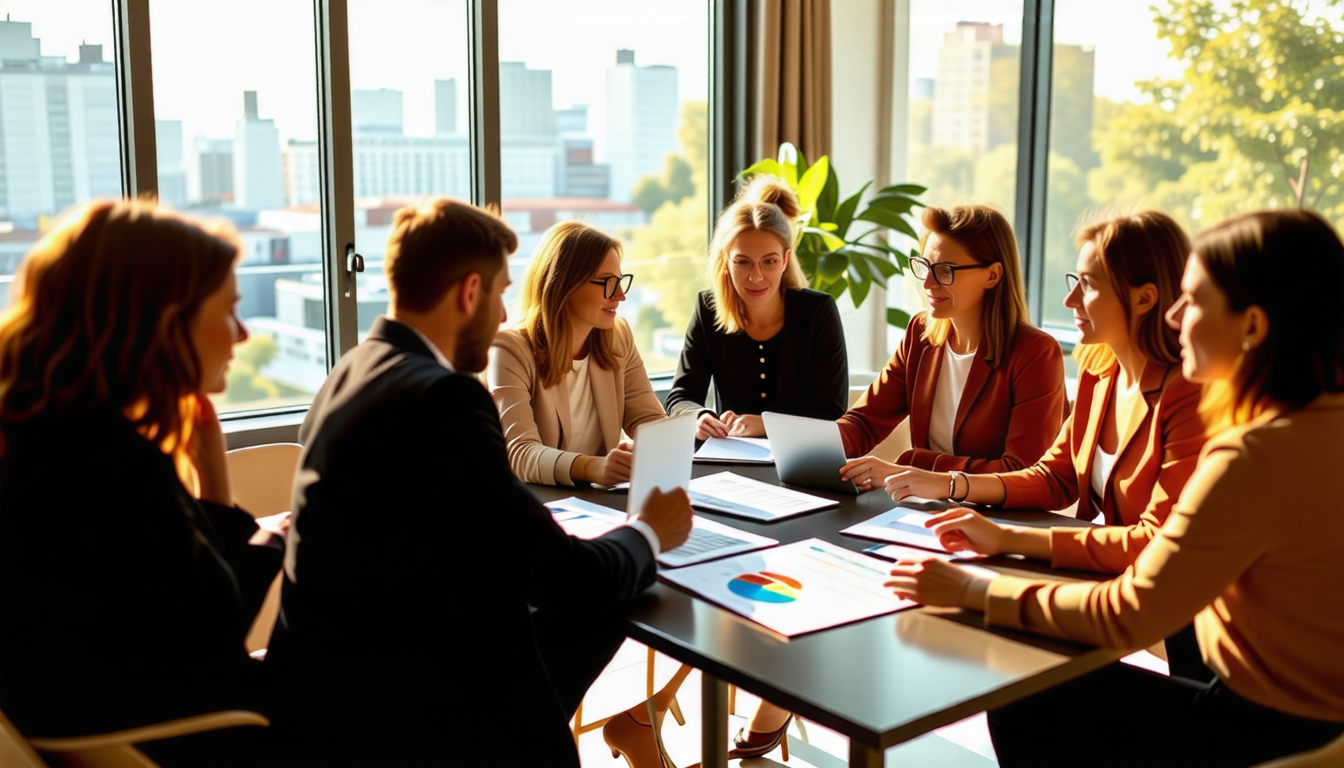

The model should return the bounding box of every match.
[886,209,1344,768]
[881,210,1212,680]
[665,174,848,439]
[835,204,1068,492]
[488,220,664,487]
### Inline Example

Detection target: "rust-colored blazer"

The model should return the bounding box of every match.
[999,360,1208,573]
[837,313,1068,472]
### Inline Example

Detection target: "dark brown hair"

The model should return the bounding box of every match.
[1193,208,1344,424]
[384,197,517,313]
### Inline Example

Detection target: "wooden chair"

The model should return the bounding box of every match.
[225,442,303,655]
[3,707,268,768]
[572,648,685,744]
[1251,733,1344,768]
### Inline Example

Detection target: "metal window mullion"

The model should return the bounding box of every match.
[710,0,748,229]
[314,0,359,364]
[1014,0,1055,325]
[112,0,158,199]
[468,0,501,209]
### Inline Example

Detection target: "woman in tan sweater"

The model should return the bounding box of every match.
[886,208,1344,767]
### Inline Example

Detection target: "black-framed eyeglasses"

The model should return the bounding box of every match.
[1065,272,1082,293]
[589,273,634,299]
[909,256,992,286]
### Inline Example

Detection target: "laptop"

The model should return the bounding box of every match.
[761,411,861,495]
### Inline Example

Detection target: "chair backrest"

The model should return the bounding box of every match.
[225,443,303,518]
[0,709,49,768]
[226,442,302,654]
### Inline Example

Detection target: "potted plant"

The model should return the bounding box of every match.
[739,142,925,328]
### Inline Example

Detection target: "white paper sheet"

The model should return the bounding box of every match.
[659,538,916,636]
[693,437,774,464]
[840,506,952,553]
[545,497,778,568]
[688,471,838,521]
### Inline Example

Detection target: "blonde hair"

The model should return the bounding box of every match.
[1191,209,1344,429]
[708,174,808,334]
[0,200,238,471]
[919,205,1028,367]
[1070,209,1189,375]
[517,221,622,389]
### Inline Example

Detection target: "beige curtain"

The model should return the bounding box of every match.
[752,0,832,165]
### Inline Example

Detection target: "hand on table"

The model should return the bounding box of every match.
[631,486,694,552]
[724,413,764,437]
[885,558,991,610]
[696,412,731,440]
[840,455,898,492]
[924,508,1008,557]
[585,441,634,485]
[882,466,949,502]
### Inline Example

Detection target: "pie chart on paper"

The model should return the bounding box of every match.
[727,571,802,603]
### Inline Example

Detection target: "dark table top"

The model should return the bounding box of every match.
[529,462,1122,752]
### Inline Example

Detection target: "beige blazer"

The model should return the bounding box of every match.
[487,319,665,486]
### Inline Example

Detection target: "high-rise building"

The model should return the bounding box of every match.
[435,79,457,135]
[234,91,284,211]
[0,20,119,226]
[156,119,188,207]
[193,137,234,204]
[605,49,678,204]
[499,62,558,198]
[352,89,403,134]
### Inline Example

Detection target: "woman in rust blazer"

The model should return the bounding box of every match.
[884,210,1210,678]
[836,204,1068,491]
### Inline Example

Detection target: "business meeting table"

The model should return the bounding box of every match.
[530,461,1124,768]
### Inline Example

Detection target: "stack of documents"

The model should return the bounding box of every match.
[688,471,838,522]
[659,538,917,636]
[693,436,773,464]
[841,507,954,553]
[546,497,778,568]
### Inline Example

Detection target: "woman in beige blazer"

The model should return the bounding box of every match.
[488,220,665,487]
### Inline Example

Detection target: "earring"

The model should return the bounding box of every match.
[1241,340,1251,352]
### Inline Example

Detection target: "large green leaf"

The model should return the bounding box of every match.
[878,183,927,196]
[887,307,912,328]
[865,194,920,216]
[796,249,819,281]
[818,252,848,281]
[796,156,830,218]
[817,165,840,221]
[739,157,782,180]
[848,265,872,307]
[832,180,873,238]
[856,208,919,240]
[801,225,845,252]
[822,275,849,301]
[857,252,900,281]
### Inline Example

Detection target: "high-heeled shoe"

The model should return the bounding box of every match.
[726,712,792,761]
[603,664,693,768]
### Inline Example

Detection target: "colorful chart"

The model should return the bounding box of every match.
[727,571,803,603]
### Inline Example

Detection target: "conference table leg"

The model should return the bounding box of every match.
[700,673,728,768]
[849,741,883,768]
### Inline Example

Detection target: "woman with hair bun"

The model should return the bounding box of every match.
[666,174,848,439]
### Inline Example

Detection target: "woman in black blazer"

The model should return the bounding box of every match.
[0,200,285,766]
[666,174,849,439]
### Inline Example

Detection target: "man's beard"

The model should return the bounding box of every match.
[454,296,497,373]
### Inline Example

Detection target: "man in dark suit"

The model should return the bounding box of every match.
[265,199,692,767]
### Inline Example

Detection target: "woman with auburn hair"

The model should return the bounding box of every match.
[836,204,1068,493]
[0,200,285,764]
[666,174,848,438]
[887,209,1344,767]
[488,220,664,487]
[883,210,1211,680]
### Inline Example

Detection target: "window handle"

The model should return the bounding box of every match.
[344,243,365,298]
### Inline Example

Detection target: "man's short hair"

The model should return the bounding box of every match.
[383,198,518,313]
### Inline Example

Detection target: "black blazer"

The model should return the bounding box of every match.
[0,407,279,737]
[265,317,656,767]
[666,288,849,420]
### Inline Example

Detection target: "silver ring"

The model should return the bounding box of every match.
[863,478,873,485]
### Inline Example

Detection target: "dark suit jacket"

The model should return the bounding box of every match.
[0,407,278,738]
[666,288,849,420]
[265,317,656,767]
[836,312,1069,471]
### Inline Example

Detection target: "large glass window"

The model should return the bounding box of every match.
[497,0,710,373]
[0,2,121,307]
[1042,0,1344,329]
[149,0,322,413]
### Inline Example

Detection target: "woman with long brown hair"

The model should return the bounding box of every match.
[488,220,665,487]
[0,200,285,764]
[887,209,1344,766]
